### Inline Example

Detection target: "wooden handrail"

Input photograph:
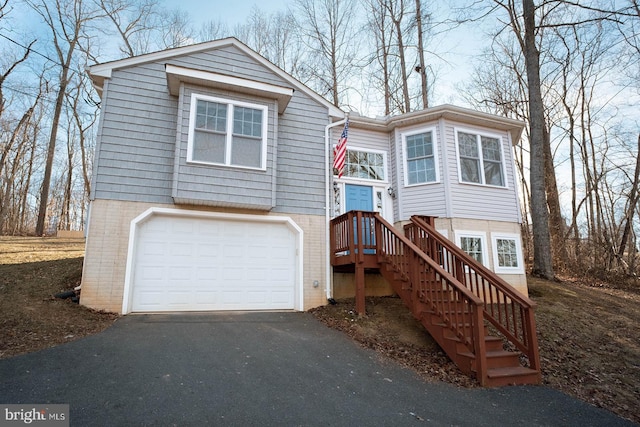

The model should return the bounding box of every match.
[331,211,489,382]
[406,216,540,371]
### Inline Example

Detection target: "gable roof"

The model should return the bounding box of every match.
[88,37,344,119]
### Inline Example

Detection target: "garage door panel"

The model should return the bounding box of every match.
[170,242,192,256]
[196,266,218,280]
[197,243,220,257]
[168,267,191,280]
[131,214,297,312]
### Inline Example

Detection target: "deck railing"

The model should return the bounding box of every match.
[330,211,377,265]
[404,216,540,370]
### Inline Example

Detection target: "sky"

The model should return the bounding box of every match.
[176,0,292,26]
[170,0,483,111]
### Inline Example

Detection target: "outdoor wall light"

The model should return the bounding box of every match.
[387,187,396,199]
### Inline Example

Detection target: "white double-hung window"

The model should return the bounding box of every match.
[403,129,438,186]
[188,94,267,170]
[456,130,505,187]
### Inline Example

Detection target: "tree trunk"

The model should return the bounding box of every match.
[415,0,428,109]
[616,134,640,267]
[36,71,69,235]
[523,0,554,279]
[543,125,568,270]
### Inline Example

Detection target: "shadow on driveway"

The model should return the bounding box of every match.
[0,312,635,426]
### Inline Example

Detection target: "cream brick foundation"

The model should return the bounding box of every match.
[81,199,329,313]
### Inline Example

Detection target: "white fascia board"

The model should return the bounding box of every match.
[165,64,294,114]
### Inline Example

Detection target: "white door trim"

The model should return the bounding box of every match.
[122,207,304,314]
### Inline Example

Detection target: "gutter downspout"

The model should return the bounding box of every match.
[325,115,348,302]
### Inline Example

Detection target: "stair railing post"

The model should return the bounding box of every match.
[356,211,364,264]
[355,211,366,315]
[347,212,355,264]
[472,302,488,386]
[524,309,541,373]
[374,214,384,262]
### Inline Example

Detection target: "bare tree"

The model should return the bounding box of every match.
[0,97,40,232]
[519,0,554,278]
[98,0,160,57]
[293,0,359,107]
[414,0,429,108]
[0,41,35,118]
[27,0,103,235]
[198,19,229,42]
[365,0,394,114]
[232,7,303,77]
[158,8,194,49]
[616,135,640,269]
[383,0,414,113]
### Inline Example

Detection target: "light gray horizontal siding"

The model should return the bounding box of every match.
[390,131,400,221]
[394,121,447,220]
[392,119,520,222]
[92,62,176,204]
[340,127,389,154]
[401,184,448,218]
[443,120,520,222]
[169,46,291,88]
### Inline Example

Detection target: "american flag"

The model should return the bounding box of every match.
[333,120,349,178]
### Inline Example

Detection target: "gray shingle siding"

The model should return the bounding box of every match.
[92,44,332,215]
[92,63,176,204]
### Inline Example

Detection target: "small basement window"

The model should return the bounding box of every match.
[491,233,525,274]
[188,94,267,170]
[455,231,488,267]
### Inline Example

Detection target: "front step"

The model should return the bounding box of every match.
[458,349,522,369]
[486,366,541,387]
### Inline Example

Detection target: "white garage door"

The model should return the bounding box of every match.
[130,213,298,312]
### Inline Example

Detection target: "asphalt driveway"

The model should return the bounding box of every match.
[0,312,635,426]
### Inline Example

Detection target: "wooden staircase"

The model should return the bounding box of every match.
[330,211,541,387]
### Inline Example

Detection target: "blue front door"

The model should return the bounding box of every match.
[344,184,375,253]
[345,184,373,212]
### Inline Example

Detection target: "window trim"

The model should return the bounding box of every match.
[454,127,507,188]
[454,230,488,268]
[186,94,268,171]
[333,146,388,183]
[401,127,439,187]
[491,232,525,274]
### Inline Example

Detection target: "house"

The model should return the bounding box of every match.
[82,37,529,315]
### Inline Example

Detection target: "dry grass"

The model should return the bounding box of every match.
[311,278,640,424]
[0,237,118,359]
